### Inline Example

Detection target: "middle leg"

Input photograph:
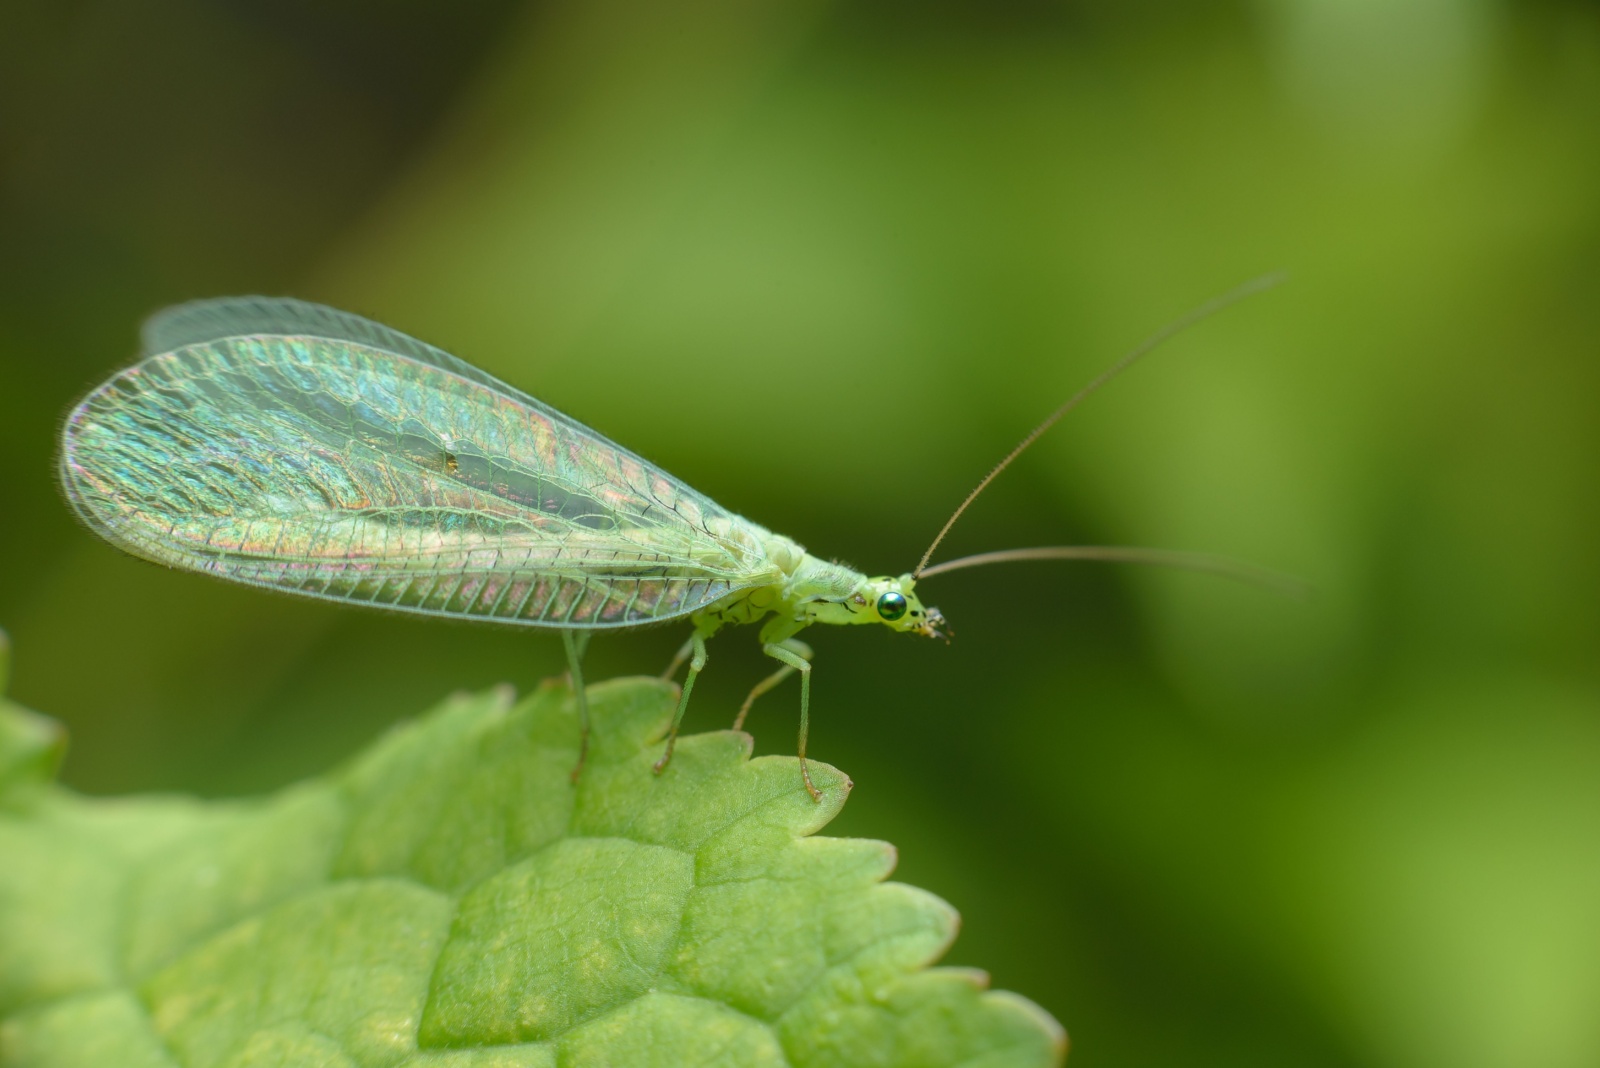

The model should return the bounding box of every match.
[653,630,709,775]
[659,636,695,682]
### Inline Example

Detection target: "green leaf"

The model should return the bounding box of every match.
[0,633,65,806]
[0,634,1064,1068]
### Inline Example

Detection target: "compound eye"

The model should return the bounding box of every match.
[876,591,908,621]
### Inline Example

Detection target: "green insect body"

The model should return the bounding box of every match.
[59,298,944,801]
[61,282,1285,801]
[664,551,940,798]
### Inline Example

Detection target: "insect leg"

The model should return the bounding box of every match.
[733,638,813,731]
[760,641,819,802]
[562,629,592,782]
[653,631,709,776]
[660,637,695,681]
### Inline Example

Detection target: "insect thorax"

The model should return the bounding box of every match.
[692,533,866,632]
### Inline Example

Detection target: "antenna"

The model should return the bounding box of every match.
[917,546,1310,599]
[912,271,1286,578]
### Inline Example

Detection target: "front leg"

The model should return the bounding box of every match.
[733,638,813,731]
[759,640,820,803]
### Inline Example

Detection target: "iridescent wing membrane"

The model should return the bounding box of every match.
[60,298,779,627]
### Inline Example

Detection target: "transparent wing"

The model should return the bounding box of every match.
[63,298,779,627]
[142,297,532,404]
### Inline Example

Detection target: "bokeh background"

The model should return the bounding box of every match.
[4,1,1599,1065]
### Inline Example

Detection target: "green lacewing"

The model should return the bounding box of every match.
[60,279,1287,799]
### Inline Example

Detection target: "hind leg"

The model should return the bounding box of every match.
[562,630,592,782]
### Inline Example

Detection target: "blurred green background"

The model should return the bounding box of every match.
[4,1,1600,1065]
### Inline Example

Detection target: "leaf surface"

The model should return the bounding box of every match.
[0,636,1063,1067]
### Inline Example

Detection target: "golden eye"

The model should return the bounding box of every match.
[876,591,907,621]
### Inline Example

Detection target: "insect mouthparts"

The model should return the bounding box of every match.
[920,607,951,643]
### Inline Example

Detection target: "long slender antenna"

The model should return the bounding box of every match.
[917,545,1310,599]
[912,271,1286,578]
